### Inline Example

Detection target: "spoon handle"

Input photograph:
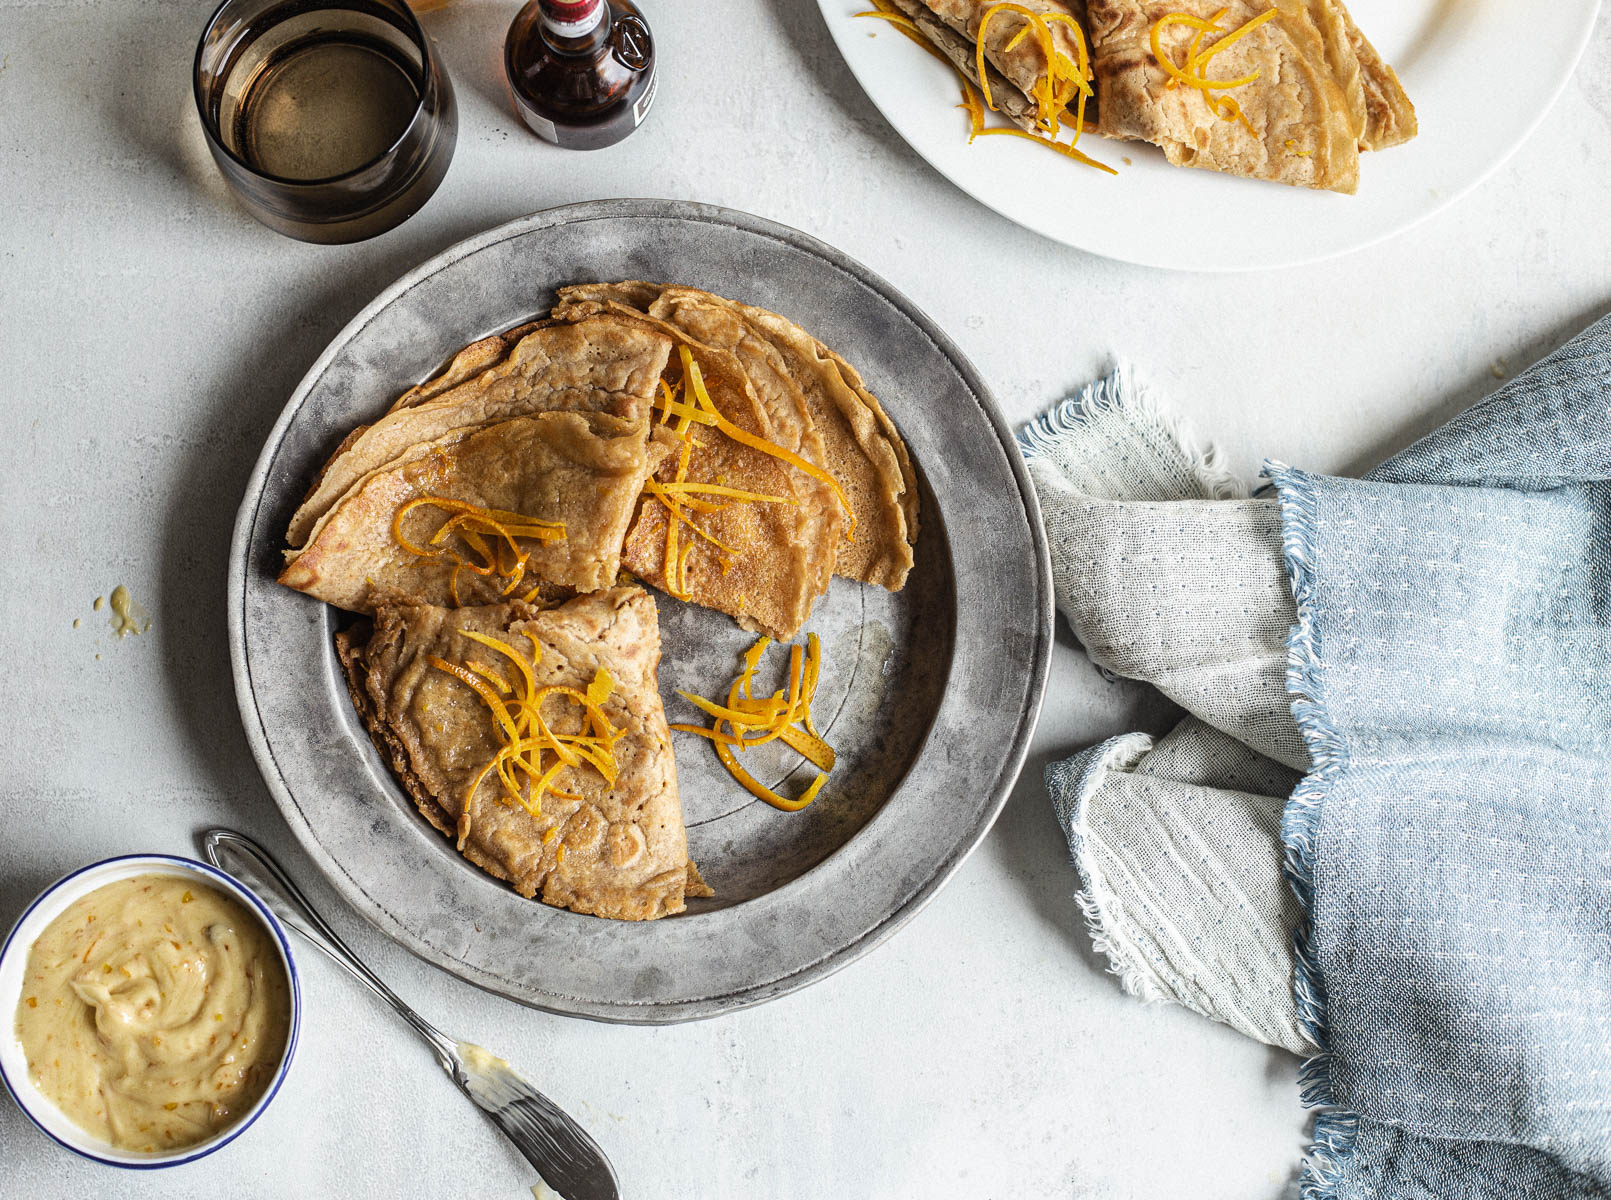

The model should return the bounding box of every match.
[200,828,458,1068]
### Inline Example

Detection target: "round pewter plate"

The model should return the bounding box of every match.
[229,200,1052,1022]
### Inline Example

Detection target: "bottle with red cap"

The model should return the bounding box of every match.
[503,0,656,150]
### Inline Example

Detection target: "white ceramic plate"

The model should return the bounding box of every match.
[818,0,1602,270]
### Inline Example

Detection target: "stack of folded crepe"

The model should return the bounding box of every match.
[278,287,918,920]
[881,0,1415,193]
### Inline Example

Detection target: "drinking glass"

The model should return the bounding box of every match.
[193,0,457,244]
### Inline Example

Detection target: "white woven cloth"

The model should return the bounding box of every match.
[1023,368,1317,1055]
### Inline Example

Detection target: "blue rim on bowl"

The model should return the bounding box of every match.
[0,853,302,1168]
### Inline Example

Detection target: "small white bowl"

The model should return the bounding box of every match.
[0,853,302,1168]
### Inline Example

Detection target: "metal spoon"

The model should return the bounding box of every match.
[201,828,621,1200]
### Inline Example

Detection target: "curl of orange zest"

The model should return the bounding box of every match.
[681,348,855,539]
[1150,7,1275,134]
[1192,6,1277,72]
[977,3,1085,134]
[802,632,824,737]
[974,126,1118,174]
[1167,8,1226,90]
[730,644,803,750]
[394,496,565,599]
[458,630,542,710]
[677,690,786,726]
[429,656,520,742]
[670,721,746,746]
[854,3,952,66]
[647,483,739,554]
[464,660,511,695]
[959,81,985,141]
[714,735,827,813]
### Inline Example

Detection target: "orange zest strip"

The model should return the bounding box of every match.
[673,634,834,813]
[854,2,953,67]
[393,496,565,598]
[663,434,693,600]
[1149,7,1278,135]
[716,738,828,813]
[860,0,1112,174]
[975,125,1119,174]
[429,631,619,824]
[959,81,986,141]
[657,483,796,504]
[680,348,855,538]
[651,491,738,562]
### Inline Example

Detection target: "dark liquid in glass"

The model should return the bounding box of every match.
[194,0,456,243]
[233,32,420,180]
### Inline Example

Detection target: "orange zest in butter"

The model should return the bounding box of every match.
[429,629,620,846]
[393,496,566,606]
[672,634,834,813]
[1149,7,1278,135]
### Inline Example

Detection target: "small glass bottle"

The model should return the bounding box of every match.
[504,0,657,151]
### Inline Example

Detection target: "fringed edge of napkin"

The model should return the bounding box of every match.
[1017,364,1246,502]
[1267,461,1359,1200]
[1046,732,1175,1003]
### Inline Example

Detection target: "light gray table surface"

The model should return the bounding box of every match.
[2,2,1608,1197]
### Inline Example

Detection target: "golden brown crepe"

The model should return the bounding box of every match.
[337,588,696,920]
[286,315,672,548]
[553,291,839,640]
[1085,0,1414,194]
[280,413,663,613]
[917,0,1089,110]
[558,282,919,591]
[892,0,1049,133]
[1329,1,1416,150]
[388,320,551,412]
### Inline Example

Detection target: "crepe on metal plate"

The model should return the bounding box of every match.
[388,320,551,412]
[1086,0,1413,193]
[553,292,838,640]
[286,315,672,548]
[559,282,919,591]
[280,412,664,613]
[337,588,699,919]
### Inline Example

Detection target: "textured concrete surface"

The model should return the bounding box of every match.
[2,1,1609,1197]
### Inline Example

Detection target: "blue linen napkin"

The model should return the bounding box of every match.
[1035,318,1611,1198]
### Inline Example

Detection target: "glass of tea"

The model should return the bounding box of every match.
[193,0,457,244]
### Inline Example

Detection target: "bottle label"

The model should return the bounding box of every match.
[540,0,603,38]
[633,68,657,126]
[515,97,559,143]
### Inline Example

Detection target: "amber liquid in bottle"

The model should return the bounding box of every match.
[505,0,656,150]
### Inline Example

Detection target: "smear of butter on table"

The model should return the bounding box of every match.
[107,585,152,637]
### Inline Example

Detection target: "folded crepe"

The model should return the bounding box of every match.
[388,320,551,412]
[891,0,1054,133]
[1085,0,1414,193]
[558,283,919,592]
[917,0,1091,113]
[553,291,840,640]
[286,314,672,548]
[337,588,703,920]
[280,412,665,612]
